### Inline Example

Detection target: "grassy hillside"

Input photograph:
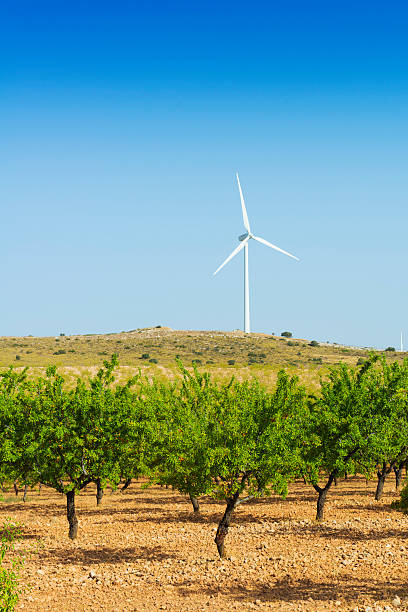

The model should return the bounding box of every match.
[0,326,404,390]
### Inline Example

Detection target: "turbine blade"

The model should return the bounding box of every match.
[252,235,299,261]
[213,238,248,275]
[236,173,251,233]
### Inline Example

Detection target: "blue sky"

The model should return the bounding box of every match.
[1,1,408,348]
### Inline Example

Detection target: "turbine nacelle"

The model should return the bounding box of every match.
[238,232,249,242]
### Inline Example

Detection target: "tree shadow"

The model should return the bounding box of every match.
[267,521,408,543]
[0,503,64,515]
[340,503,395,513]
[40,544,180,565]
[177,576,406,604]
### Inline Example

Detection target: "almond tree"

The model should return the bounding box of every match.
[301,357,408,520]
[361,359,408,500]
[301,358,380,521]
[9,356,151,539]
[152,365,307,558]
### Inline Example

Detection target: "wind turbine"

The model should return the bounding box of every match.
[214,173,299,333]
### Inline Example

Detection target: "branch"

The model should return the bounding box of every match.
[235,494,254,507]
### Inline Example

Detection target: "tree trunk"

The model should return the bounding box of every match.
[313,472,336,521]
[344,471,348,480]
[38,484,42,495]
[189,493,200,513]
[121,478,132,492]
[96,479,104,506]
[13,481,18,496]
[394,462,405,490]
[214,494,239,558]
[316,487,329,521]
[334,476,338,486]
[66,490,78,539]
[375,472,386,501]
[23,484,28,502]
[1,482,5,493]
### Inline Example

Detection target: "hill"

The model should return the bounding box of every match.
[0,327,404,390]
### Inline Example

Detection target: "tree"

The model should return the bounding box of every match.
[361,359,408,500]
[301,358,383,520]
[8,356,149,539]
[281,332,292,338]
[152,364,307,558]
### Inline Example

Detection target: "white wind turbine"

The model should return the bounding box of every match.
[214,173,299,333]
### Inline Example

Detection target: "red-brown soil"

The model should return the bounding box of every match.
[3,477,408,612]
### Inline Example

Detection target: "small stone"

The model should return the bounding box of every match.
[393,596,401,606]
[37,569,45,575]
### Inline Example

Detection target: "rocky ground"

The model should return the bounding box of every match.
[2,476,408,612]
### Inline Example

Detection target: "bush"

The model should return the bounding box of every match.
[0,520,24,611]
[53,349,66,355]
[141,353,150,360]
[15,356,21,361]
[309,340,319,347]
[281,331,292,338]
[192,359,202,365]
[149,358,158,364]
[59,333,65,337]
[227,360,235,365]
[385,347,396,352]
[392,483,408,512]
[357,357,366,366]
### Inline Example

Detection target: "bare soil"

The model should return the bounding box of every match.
[4,476,408,612]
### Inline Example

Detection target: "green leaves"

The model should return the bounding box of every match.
[148,365,307,503]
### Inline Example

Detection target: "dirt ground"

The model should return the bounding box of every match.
[3,476,408,612]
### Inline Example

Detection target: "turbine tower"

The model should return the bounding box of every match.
[214,173,299,333]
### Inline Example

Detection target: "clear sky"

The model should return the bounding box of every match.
[1,1,408,348]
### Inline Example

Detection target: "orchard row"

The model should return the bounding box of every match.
[1,354,408,557]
